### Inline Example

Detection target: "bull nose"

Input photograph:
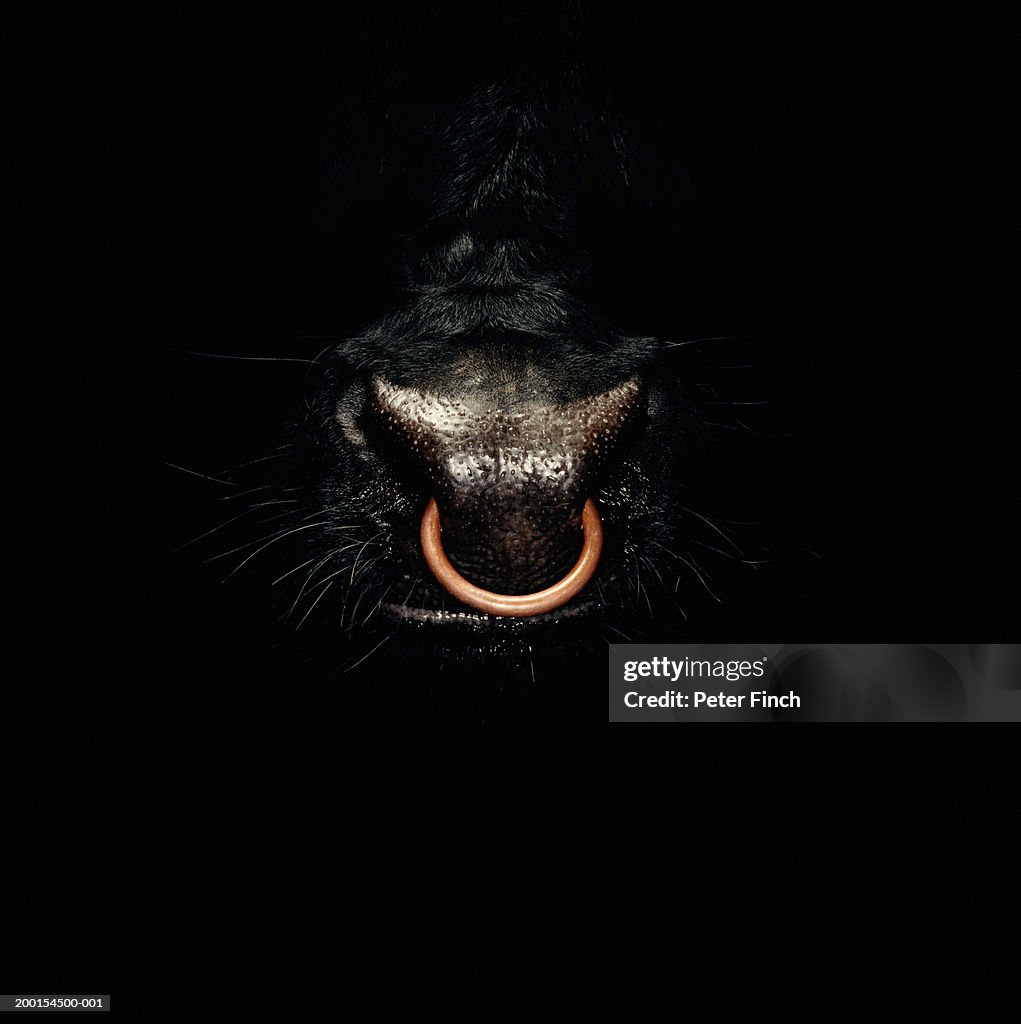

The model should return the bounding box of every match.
[370,373,641,599]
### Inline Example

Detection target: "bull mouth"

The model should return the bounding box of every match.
[418,496,604,617]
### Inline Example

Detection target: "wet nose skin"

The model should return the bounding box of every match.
[371,375,642,594]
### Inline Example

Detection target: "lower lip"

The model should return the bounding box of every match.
[381,601,599,627]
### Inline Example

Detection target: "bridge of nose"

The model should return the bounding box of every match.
[370,374,641,593]
[372,375,640,493]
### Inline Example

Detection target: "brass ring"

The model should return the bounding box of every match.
[419,497,603,617]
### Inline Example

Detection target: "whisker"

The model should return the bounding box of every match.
[221,522,330,579]
[162,461,236,486]
[203,514,312,563]
[641,555,688,621]
[286,550,348,617]
[687,538,769,565]
[399,575,422,611]
[272,557,317,586]
[172,349,317,364]
[170,501,298,553]
[349,535,380,585]
[294,580,334,631]
[603,623,636,642]
[348,581,371,625]
[361,583,394,626]
[214,451,288,476]
[661,335,751,349]
[343,632,395,674]
[675,554,722,603]
[674,507,746,555]
[218,484,274,502]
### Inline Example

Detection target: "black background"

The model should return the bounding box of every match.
[17,6,1008,653]
[78,10,1012,701]
[6,3,1014,1009]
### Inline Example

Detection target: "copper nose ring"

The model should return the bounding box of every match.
[419,497,603,617]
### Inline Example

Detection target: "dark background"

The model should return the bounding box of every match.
[21,8,1004,622]
[5,3,1014,1007]
[118,8,1008,691]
